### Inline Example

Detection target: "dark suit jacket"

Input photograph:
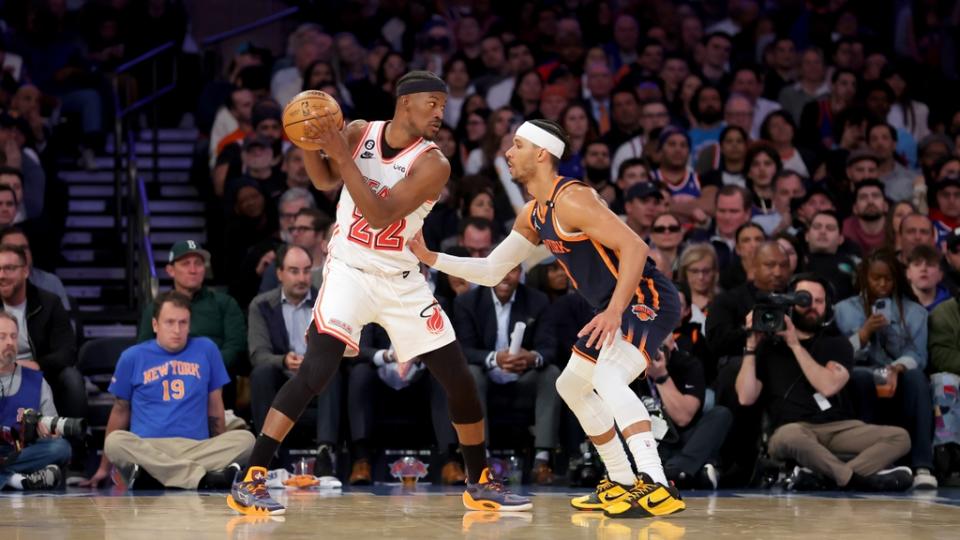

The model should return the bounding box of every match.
[453,284,556,369]
[247,287,319,369]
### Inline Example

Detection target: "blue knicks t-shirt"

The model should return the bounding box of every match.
[109,337,230,440]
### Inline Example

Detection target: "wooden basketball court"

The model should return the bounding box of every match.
[2,486,959,539]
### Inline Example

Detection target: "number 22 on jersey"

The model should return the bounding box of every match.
[347,207,406,251]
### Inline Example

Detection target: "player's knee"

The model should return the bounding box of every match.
[555,365,589,404]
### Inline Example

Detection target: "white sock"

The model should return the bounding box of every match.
[626,431,668,485]
[535,450,549,462]
[6,473,25,490]
[594,436,636,486]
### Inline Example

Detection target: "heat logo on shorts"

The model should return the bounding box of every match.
[631,303,658,322]
[420,302,445,335]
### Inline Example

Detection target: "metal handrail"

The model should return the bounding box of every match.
[200,6,299,46]
[110,7,301,308]
[115,41,176,75]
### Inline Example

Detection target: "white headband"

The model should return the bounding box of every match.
[516,122,565,159]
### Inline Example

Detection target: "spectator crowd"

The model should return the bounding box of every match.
[3,0,960,492]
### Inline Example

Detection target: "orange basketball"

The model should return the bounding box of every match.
[283,90,345,151]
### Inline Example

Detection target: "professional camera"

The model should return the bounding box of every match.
[752,291,812,334]
[19,408,86,445]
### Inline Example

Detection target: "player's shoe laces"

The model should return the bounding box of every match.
[603,473,685,518]
[570,476,632,511]
[227,466,286,516]
[462,468,532,511]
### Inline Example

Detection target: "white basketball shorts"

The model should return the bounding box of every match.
[311,257,456,362]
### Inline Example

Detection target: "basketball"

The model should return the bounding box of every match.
[283,90,344,151]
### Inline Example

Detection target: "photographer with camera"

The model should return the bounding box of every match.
[0,244,85,420]
[705,241,791,484]
[0,312,70,490]
[834,249,936,489]
[706,242,791,396]
[81,291,254,489]
[736,275,914,491]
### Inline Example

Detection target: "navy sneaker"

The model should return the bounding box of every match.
[462,468,532,511]
[227,466,285,516]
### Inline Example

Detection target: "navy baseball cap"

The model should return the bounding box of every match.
[625,182,664,202]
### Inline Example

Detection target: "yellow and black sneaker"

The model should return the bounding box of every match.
[603,473,685,518]
[570,476,632,511]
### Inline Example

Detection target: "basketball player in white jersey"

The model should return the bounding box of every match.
[228,71,530,515]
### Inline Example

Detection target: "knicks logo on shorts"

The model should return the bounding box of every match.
[631,303,658,322]
[420,302,445,335]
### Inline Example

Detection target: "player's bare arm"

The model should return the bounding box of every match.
[555,184,650,348]
[308,110,448,228]
[207,389,226,437]
[79,397,131,487]
[408,200,541,287]
[301,118,367,190]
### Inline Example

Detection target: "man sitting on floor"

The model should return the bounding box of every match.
[82,291,254,489]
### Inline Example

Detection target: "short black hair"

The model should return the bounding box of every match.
[735,222,766,243]
[618,157,648,180]
[759,110,797,142]
[152,290,192,320]
[853,178,886,198]
[906,243,941,265]
[527,118,570,165]
[459,216,494,237]
[0,226,26,244]
[831,68,857,84]
[867,121,897,143]
[810,210,841,228]
[0,166,22,181]
[703,31,733,46]
[277,243,313,269]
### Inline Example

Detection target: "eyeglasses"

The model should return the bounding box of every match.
[652,225,682,233]
[280,212,299,221]
[0,264,24,274]
[288,226,316,234]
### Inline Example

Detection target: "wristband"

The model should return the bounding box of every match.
[743,348,756,356]
[653,374,670,385]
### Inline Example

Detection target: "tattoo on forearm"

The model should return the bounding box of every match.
[208,416,225,436]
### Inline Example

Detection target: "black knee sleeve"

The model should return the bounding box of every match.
[271,326,346,420]
[420,341,484,425]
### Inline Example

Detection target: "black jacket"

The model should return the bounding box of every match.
[2,282,76,374]
[454,284,556,369]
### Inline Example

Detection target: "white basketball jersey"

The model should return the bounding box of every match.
[327,121,440,274]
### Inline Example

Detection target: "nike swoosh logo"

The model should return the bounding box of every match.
[647,494,672,508]
[598,492,618,502]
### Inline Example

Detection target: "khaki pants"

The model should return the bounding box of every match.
[768,419,910,487]
[104,430,255,489]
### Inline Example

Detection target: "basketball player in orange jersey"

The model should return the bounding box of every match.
[407,119,685,518]
[228,71,530,515]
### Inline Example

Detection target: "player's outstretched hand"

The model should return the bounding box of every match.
[407,231,438,266]
[578,307,621,350]
[301,107,348,161]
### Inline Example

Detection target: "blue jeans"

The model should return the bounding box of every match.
[0,438,72,488]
